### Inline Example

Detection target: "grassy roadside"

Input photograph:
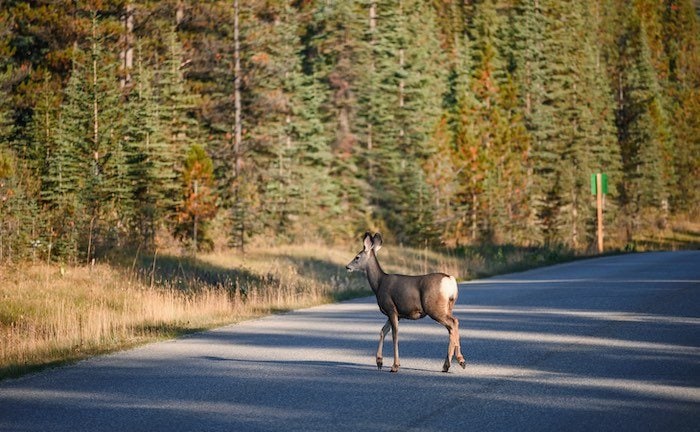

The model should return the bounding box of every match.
[2,220,697,381]
[1,242,461,380]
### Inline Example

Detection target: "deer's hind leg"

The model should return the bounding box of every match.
[451,315,466,369]
[434,314,466,372]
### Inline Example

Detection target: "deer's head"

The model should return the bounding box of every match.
[346,232,382,272]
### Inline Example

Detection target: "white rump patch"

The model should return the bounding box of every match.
[439,276,458,301]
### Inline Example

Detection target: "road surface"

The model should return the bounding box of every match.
[1,251,699,431]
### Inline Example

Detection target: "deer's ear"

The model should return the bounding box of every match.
[363,232,373,251]
[372,233,383,251]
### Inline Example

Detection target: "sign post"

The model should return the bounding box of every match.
[590,173,608,253]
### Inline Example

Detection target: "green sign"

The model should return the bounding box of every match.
[590,173,608,195]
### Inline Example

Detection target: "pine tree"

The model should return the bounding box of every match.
[662,0,700,214]
[423,115,458,244]
[39,12,128,262]
[254,1,306,235]
[305,0,369,240]
[41,60,88,262]
[0,18,41,261]
[287,63,340,239]
[83,13,129,260]
[466,0,507,243]
[445,11,480,245]
[181,1,252,250]
[229,1,338,240]
[26,73,60,195]
[0,10,13,147]
[159,25,199,163]
[494,76,531,245]
[578,1,623,248]
[123,43,177,248]
[452,0,532,245]
[545,1,621,249]
[511,0,557,245]
[614,5,674,237]
[0,150,39,262]
[0,0,698,255]
[157,24,201,242]
[360,0,446,244]
[509,0,621,248]
[0,27,35,260]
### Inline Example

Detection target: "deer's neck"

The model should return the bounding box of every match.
[365,251,386,294]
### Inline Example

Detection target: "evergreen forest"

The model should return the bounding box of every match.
[0,0,698,263]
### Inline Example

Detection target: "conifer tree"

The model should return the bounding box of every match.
[26,74,60,195]
[578,1,623,247]
[0,22,35,260]
[511,0,556,245]
[0,10,13,148]
[362,0,446,244]
[494,76,531,244]
[0,150,40,262]
[544,1,620,249]
[83,13,129,259]
[41,61,87,261]
[307,0,369,239]
[423,115,458,244]
[661,0,700,214]
[614,5,674,237]
[157,24,201,242]
[288,64,340,239]
[159,25,199,162]
[182,1,253,250]
[466,0,507,243]
[509,0,621,248]
[446,9,489,245]
[253,1,306,235]
[234,1,339,240]
[0,0,698,255]
[123,44,177,248]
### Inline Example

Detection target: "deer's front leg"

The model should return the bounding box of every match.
[389,314,400,373]
[376,319,391,370]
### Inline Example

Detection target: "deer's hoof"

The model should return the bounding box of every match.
[458,356,466,369]
[390,364,400,373]
[376,357,383,370]
[442,364,450,373]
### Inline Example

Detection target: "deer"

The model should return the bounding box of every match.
[346,232,466,373]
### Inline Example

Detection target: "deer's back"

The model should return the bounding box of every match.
[377,272,455,320]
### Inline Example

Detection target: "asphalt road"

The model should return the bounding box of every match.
[1,251,699,431]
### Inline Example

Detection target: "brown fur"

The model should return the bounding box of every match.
[346,232,466,373]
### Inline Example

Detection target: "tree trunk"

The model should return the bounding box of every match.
[233,0,245,252]
[193,179,198,252]
[120,3,134,87]
[176,1,185,26]
[368,1,376,187]
[87,212,96,266]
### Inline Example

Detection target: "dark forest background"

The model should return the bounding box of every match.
[0,0,698,263]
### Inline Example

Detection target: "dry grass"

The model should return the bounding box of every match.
[0,242,464,380]
[0,263,241,379]
[630,217,700,251]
